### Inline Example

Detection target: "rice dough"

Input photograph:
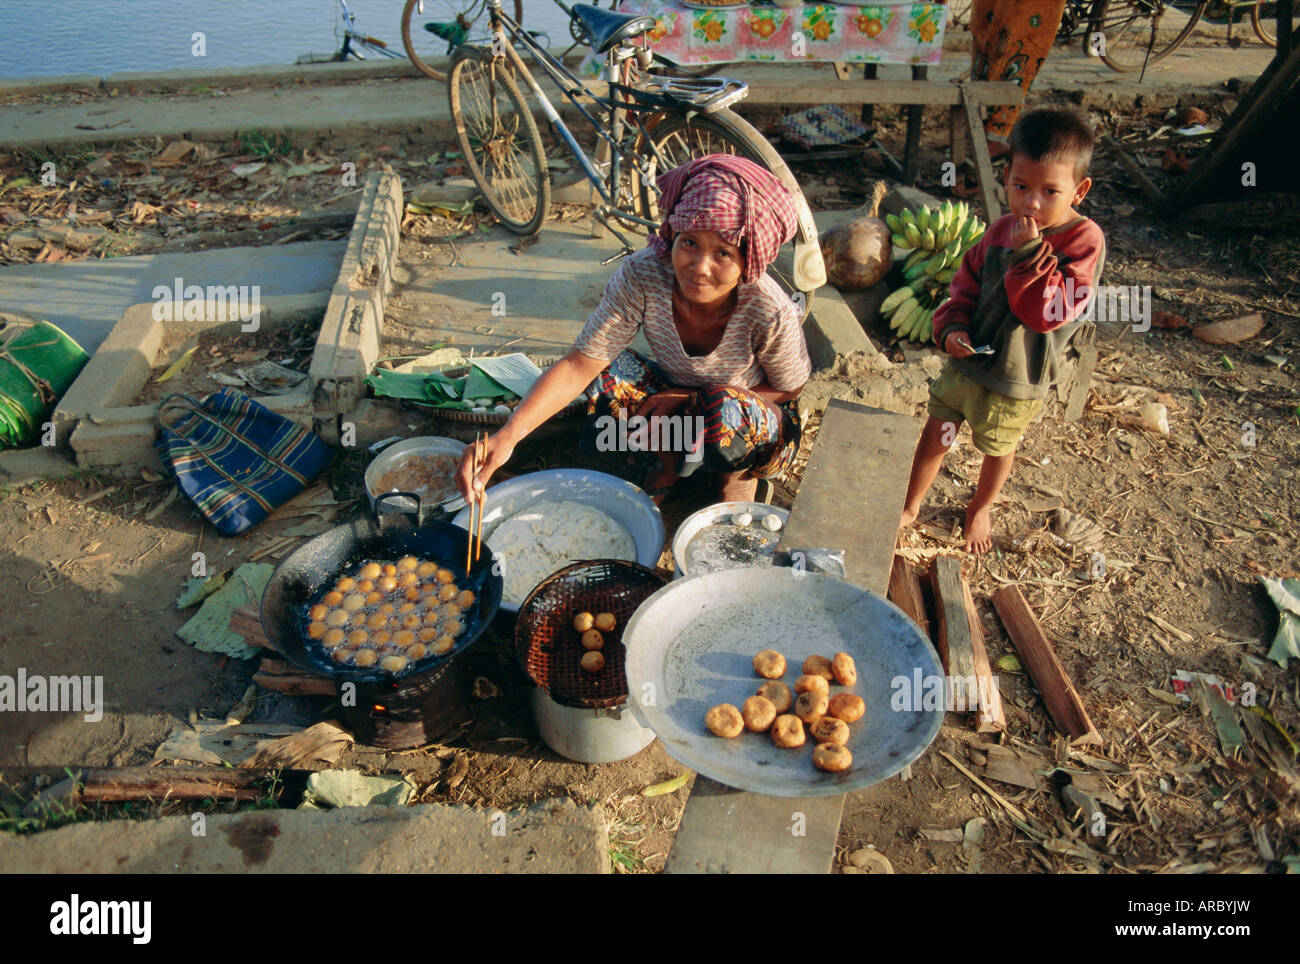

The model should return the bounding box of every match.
[488,499,636,607]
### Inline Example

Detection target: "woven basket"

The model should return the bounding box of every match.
[515,560,669,710]
[0,314,89,448]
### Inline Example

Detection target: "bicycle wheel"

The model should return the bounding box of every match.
[632,109,826,301]
[1096,0,1207,71]
[1252,2,1300,46]
[448,45,551,235]
[402,0,524,81]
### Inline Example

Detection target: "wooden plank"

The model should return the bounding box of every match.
[732,78,1024,106]
[253,657,335,697]
[959,81,1002,221]
[664,783,845,874]
[1064,323,1098,422]
[777,399,915,592]
[949,104,967,172]
[902,66,928,185]
[229,604,274,650]
[667,399,915,875]
[991,585,1102,745]
[963,581,1006,734]
[1100,134,1166,206]
[887,554,929,639]
[17,767,310,812]
[929,556,979,712]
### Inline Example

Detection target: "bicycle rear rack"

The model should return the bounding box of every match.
[625,74,749,114]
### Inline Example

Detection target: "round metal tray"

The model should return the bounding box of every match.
[622,567,944,796]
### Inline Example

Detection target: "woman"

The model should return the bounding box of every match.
[455,154,810,506]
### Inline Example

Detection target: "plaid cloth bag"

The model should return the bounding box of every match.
[155,389,334,536]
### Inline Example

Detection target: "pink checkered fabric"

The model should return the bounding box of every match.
[647,155,799,284]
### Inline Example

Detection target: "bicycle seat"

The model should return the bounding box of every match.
[573,5,655,54]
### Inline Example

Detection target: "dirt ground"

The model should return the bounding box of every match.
[2,63,1298,873]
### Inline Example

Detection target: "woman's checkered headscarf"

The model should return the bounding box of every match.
[647,154,799,284]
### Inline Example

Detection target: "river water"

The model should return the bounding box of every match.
[0,1,584,78]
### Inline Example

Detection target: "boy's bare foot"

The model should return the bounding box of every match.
[898,505,918,529]
[964,504,993,554]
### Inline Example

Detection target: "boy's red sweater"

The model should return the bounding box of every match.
[931,214,1106,400]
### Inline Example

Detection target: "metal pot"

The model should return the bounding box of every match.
[530,688,656,764]
[363,435,467,520]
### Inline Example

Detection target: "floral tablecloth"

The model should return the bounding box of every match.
[616,2,947,66]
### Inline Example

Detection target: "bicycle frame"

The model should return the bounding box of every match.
[337,0,403,60]
[479,0,745,236]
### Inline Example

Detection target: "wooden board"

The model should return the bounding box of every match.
[963,581,1007,734]
[888,554,930,639]
[959,81,1003,221]
[991,585,1102,745]
[929,556,979,712]
[666,398,915,875]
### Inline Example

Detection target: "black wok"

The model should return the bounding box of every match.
[261,500,503,684]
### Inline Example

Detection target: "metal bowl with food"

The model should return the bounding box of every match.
[364,436,467,517]
[671,501,789,579]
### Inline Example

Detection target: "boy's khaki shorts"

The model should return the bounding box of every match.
[927,364,1042,457]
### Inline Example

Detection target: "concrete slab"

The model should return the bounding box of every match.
[0,240,346,355]
[0,797,610,873]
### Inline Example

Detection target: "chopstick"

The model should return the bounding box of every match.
[466,432,485,574]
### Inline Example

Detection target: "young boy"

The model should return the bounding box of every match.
[899,107,1106,554]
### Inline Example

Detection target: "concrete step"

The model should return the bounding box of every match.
[0,797,610,873]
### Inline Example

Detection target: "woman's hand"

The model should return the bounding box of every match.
[635,389,694,420]
[1009,216,1040,250]
[455,432,515,504]
[944,331,977,359]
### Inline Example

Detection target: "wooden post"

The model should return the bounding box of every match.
[1064,321,1097,422]
[929,556,978,712]
[861,63,878,127]
[959,81,1002,220]
[991,585,1102,744]
[902,65,928,185]
[888,554,929,639]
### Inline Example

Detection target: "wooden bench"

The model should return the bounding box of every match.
[664,398,916,874]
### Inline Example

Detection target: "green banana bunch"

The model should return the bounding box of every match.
[880,203,988,343]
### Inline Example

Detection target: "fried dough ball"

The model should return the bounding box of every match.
[573,612,595,632]
[810,716,851,746]
[347,629,370,648]
[365,590,384,605]
[397,556,418,573]
[404,586,422,603]
[407,643,428,660]
[753,649,786,679]
[828,693,865,723]
[381,654,408,674]
[438,582,459,602]
[812,742,853,773]
[794,674,830,698]
[594,612,616,632]
[420,584,441,600]
[705,703,744,738]
[322,628,346,649]
[379,603,396,614]
[372,630,392,647]
[377,575,398,593]
[742,695,777,732]
[439,603,463,620]
[417,561,437,578]
[325,609,349,628]
[308,603,328,621]
[341,592,366,613]
[366,612,388,630]
[307,621,326,640]
[580,651,605,674]
[393,629,416,648]
[332,647,355,664]
[581,629,604,651]
[770,714,805,748]
[755,680,794,714]
[359,562,382,581]
[356,579,375,594]
[322,591,343,607]
[418,627,440,643]
[456,589,476,608]
[382,564,397,577]
[831,652,857,687]
[398,571,419,588]
[353,648,379,668]
[795,690,829,725]
[398,602,417,613]
[401,613,422,631]
[443,620,463,637]
[802,654,835,681]
[336,576,356,593]
[435,568,455,584]
[433,634,455,655]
